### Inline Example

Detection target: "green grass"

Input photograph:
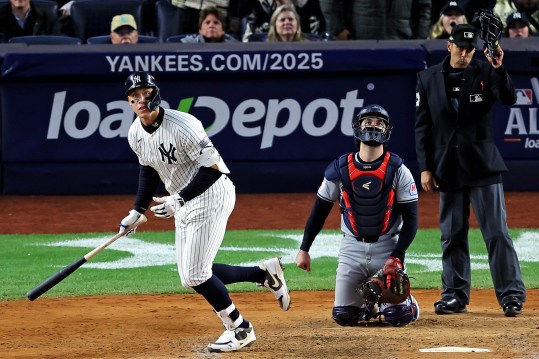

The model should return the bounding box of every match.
[1,229,537,301]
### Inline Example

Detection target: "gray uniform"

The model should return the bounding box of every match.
[316,153,418,307]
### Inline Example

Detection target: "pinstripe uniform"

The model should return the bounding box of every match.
[123,72,290,352]
[317,154,418,308]
[128,109,235,287]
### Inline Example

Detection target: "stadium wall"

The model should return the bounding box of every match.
[0,39,538,194]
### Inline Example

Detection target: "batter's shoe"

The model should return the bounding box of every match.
[207,323,256,353]
[259,257,291,311]
[502,296,523,317]
[434,298,467,314]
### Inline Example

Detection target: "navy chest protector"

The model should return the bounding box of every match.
[335,152,402,240]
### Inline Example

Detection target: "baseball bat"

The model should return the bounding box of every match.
[26,214,147,301]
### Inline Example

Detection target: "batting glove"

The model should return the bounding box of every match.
[119,209,143,235]
[150,193,185,218]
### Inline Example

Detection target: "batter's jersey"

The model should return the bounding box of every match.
[318,152,418,239]
[128,109,215,195]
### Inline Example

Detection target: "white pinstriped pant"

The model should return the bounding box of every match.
[174,176,235,288]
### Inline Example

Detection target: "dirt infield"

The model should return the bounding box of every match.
[1,192,539,358]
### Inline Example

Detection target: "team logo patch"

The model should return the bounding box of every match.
[464,31,474,39]
[415,92,420,107]
[409,182,417,196]
[515,89,533,105]
[470,94,483,103]
[453,87,460,92]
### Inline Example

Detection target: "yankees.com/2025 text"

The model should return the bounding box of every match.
[106,53,324,73]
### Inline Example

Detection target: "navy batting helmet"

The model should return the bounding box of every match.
[125,71,161,111]
[352,104,392,145]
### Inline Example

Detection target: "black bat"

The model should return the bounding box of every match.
[27,215,147,301]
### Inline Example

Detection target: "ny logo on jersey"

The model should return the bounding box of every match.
[159,143,177,164]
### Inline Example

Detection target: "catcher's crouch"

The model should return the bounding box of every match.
[295,104,419,326]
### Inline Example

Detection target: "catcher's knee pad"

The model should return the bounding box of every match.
[332,306,362,326]
[380,294,420,327]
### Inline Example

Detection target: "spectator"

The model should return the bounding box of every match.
[494,0,538,33]
[321,0,431,40]
[431,0,497,25]
[429,1,468,39]
[0,0,60,42]
[180,6,238,42]
[266,4,310,41]
[110,14,139,44]
[242,0,326,42]
[170,0,234,35]
[505,11,531,37]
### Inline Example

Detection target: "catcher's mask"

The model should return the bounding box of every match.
[125,71,161,111]
[472,9,504,63]
[352,104,393,145]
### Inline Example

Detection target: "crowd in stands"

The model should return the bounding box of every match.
[0,0,537,44]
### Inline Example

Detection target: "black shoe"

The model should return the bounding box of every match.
[502,296,523,317]
[434,298,467,314]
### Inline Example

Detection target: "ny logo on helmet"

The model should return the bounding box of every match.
[133,75,141,83]
[464,32,474,38]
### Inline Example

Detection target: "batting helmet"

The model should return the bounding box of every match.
[352,104,393,145]
[125,71,161,111]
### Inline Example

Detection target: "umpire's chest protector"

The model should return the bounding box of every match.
[334,152,402,239]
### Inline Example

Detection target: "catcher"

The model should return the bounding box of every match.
[295,104,420,326]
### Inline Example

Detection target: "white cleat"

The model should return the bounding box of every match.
[207,323,256,353]
[259,257,291,311]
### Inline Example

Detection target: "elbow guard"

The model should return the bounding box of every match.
[198,146,230,174]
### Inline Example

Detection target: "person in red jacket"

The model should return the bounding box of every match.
[415,24,526,317]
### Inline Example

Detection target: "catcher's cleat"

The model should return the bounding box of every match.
[502,296,523,317]
[259,257,291,311]
[207,323,256,353]
[434,298,467,315]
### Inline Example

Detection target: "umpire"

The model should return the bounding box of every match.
[415,24,526,317]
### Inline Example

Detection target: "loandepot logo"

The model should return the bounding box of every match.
[46,90,364,149]
[177,90,363,149]
[41,231,539,271]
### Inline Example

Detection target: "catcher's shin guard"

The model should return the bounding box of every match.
[380,295,419,327]
[332,306,362,326]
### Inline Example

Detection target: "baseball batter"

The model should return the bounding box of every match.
[118,71,290,353]
[295,104,420,326]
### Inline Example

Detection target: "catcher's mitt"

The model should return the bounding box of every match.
[359,269,411,305]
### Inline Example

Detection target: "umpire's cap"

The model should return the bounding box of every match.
[449,24,479,49]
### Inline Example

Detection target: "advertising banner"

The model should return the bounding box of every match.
[1,41,537,193]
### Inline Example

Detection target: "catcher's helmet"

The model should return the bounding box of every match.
[352,104,393,145]
[125,71,161,111]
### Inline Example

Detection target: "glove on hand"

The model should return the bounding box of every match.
[150,193,185,218]
[383,256,403,294]
[119,209,143,235]
[358,268,411,305]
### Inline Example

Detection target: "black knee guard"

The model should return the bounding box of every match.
[332,306,362,326]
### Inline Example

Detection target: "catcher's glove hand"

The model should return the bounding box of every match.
[358,268,411,305]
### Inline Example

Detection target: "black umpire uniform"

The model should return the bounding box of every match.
[415,24,526,316]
